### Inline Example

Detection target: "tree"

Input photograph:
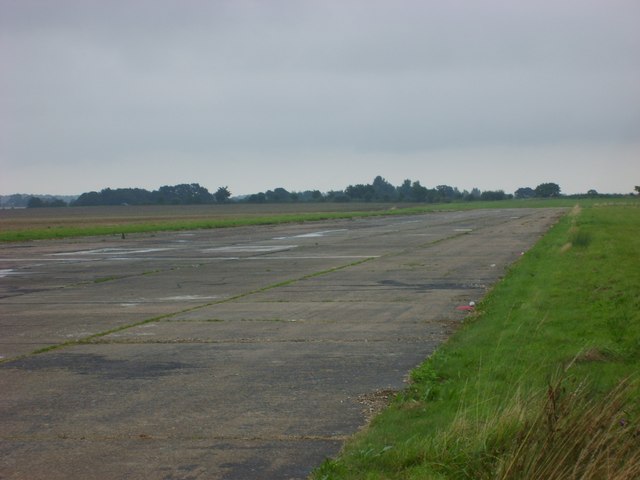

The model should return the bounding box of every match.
[372,176,396,201]
[480,190,508,201]
[534,182,561,198]
[410,181,428,202]
[635,186,640,195]
[73,191,102,206]
[247,192,266,203]
[215,186,231,203]
[27,196,44,208]
[154,183,213,204]
[515,187,535,199]
[436,185,462,202]
[345,184,375,202]
[265,187,292,202]
[326,190,350,202]
[397,179,412,201]
[27,196,67,208]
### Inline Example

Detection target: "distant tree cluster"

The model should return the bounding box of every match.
[27,197,68,208]
[15,178,638,210]
[246,187,322,203]
[515,182,561,198]
[71,183,230,207]
[0,194,77,208]
[245,176,512,204]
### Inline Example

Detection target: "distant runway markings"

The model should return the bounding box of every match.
[158,295,220,301]
[51,247,174,256]
[205,245,297,253]
[272,229,347,240]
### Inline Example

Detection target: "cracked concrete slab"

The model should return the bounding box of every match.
[0,208,564,479]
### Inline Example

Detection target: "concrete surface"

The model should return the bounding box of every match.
[0,208,563,479]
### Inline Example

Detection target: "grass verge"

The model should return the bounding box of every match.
[0,207,420,241]
[312,202,640,479]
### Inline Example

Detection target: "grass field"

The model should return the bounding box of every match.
[312,201,640,479]
[0,197,633,242]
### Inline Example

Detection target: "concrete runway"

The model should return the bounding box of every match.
[0,208,563,479]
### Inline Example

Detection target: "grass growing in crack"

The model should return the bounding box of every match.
[2,254,376,364]
[93,276,121,284]
[312,202,640,479]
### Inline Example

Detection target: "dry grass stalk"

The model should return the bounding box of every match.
[497,379,640,480]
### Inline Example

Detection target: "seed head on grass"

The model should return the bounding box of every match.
[497,378,640,480]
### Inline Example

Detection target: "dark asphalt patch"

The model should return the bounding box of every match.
[3,352,193,380]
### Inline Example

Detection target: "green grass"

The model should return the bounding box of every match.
[312,201,640,479]
[0,207,416,241]
[2,198,633,242]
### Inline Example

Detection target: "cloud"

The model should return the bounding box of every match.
[1,0,639,194]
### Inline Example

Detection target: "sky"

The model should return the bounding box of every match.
[1,0,639,197]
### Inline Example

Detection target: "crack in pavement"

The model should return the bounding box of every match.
[85,336,450,345]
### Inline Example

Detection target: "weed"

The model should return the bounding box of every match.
[93,276,120,283]
[570,230,591,247]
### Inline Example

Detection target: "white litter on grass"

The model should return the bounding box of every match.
[0,269,17,277]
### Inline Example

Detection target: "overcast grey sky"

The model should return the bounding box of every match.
[1,0,639,196]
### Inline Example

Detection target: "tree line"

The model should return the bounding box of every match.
[70,184,231,206]
[243,177,561,204]
[8,178,600,208]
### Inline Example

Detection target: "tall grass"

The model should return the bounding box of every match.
[497,378,640,480]
[312,202,640,479]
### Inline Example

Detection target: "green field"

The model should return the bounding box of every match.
[312,201,640,479]
[0,198,632,242]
